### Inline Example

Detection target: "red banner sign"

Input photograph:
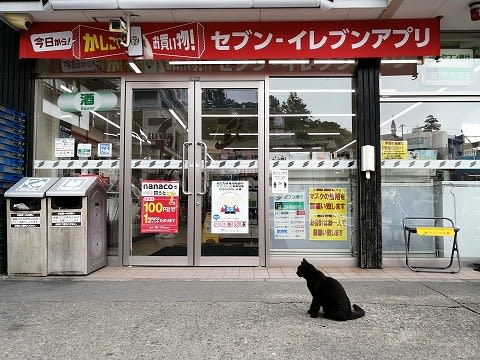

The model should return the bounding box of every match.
[20,19,439,60]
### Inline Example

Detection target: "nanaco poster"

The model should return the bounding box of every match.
[309,187,347,241]
[211,181,249,234]
[140,180,179,234]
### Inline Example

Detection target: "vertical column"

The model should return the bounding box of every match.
[355,58,382,269]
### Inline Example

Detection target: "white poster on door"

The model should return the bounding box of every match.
[272,169,288,194]
[211,181,249,234]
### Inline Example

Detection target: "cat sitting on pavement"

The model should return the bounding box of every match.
[296,258,365,321]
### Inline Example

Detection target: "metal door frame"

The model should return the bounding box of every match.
[194,81,265,266]
[123,80,265,267]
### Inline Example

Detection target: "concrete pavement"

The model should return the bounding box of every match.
[0,275,479,360]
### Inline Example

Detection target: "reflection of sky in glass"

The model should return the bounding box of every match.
[381,102,479,137]
[223,89,258,105]
[380,59,480,138]
[269,77,354,131]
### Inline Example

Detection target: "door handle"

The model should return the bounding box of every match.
[197,141,208,196]
[182,142,192,195]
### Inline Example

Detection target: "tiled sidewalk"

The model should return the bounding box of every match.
[85,265,480,281]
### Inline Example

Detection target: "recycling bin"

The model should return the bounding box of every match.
[46,176,107,275]
[4,177,59,276]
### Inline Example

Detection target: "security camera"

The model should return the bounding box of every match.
[469,1,480,21]
[2,13,33,30]
[109,18,127,33]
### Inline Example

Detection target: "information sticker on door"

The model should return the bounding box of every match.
[211,181,249,234]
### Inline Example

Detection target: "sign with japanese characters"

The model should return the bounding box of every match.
[51,211,82,227]
[9,213,41,228]
[55,137,75,158]
[272,169,289,194]
[19,19,440,60]
[211,181,249,234]
[140,180,179,234]
[273,193,306,240]
[58,91,118,112]
[309,188,347,241]
[381,140,408,160]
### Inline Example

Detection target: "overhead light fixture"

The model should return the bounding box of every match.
[334,140,356,154]
[210,133,258,136]
[313,60,355,64]
[380,102,422,127]
[332,0,388,8]
[224,147,258,150]
[381,59,419,64]
[60,85,73,93]
[169,109,187,130]
[272,147,303,150]
[252,0,333,9]
[307,132,341,136]
[117,0,333,9]
[128,62,142,74]
[169,60,265,65]
[269,60,310,65]
[90,111,120,129]
[118,0,252,8]
[49,0,118,9]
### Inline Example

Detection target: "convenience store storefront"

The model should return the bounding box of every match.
[17,18,480,268]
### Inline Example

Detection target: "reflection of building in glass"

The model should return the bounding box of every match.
[380,120,402,141]
[403,127,448,159]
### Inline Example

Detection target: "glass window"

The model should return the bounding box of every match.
[268,77,357,256]
[380,57,480,259]
[34,78,121,256]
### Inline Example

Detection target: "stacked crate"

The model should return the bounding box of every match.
[0,105,25,273]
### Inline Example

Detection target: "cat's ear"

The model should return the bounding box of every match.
[302,258,306,263]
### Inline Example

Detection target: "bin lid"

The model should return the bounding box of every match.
[4,177,60,198]
[46,176,104,197]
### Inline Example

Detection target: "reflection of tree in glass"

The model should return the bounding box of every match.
[422,114,441,132]
[203,89,257,112]
[270,92,352,150]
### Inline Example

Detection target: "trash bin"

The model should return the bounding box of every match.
[46,176,107,275]
[4,177,59,276]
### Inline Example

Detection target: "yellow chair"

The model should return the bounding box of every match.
[402,217,461,273]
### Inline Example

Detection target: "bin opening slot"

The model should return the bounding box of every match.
[10,198,42,211]
[51,196,82,210]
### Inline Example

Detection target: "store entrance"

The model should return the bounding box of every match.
[124,81,264,266]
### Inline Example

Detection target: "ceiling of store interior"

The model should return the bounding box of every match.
[1,0,479,53]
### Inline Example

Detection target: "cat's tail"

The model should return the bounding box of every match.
[350,304,365,320]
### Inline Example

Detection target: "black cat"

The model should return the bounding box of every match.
[296,258,365,321]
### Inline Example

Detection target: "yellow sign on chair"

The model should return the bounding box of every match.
[416,227,455,236]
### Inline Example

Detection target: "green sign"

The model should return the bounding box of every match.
[58,91,117,112]
[77,143,92,158]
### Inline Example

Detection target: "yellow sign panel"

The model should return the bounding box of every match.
[202,212,219,243]
[381,140,408,160]
[309,188,347,241]
[416,227,455,236]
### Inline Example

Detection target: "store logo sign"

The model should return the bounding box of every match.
[58,91,117,112]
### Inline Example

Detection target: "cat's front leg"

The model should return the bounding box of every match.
[309,297,321,318]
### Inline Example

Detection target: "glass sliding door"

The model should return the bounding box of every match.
[195,82,264,266]
[125,82,193,266]
[124,81,264,266]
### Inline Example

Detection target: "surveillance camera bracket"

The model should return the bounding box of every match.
[117,12,131,48]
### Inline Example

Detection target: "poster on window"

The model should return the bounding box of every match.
[272,169,289,194]
[140,180,179,234]
[211,181,249,234]
[273,193,306,240]
[309,188,347,241]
